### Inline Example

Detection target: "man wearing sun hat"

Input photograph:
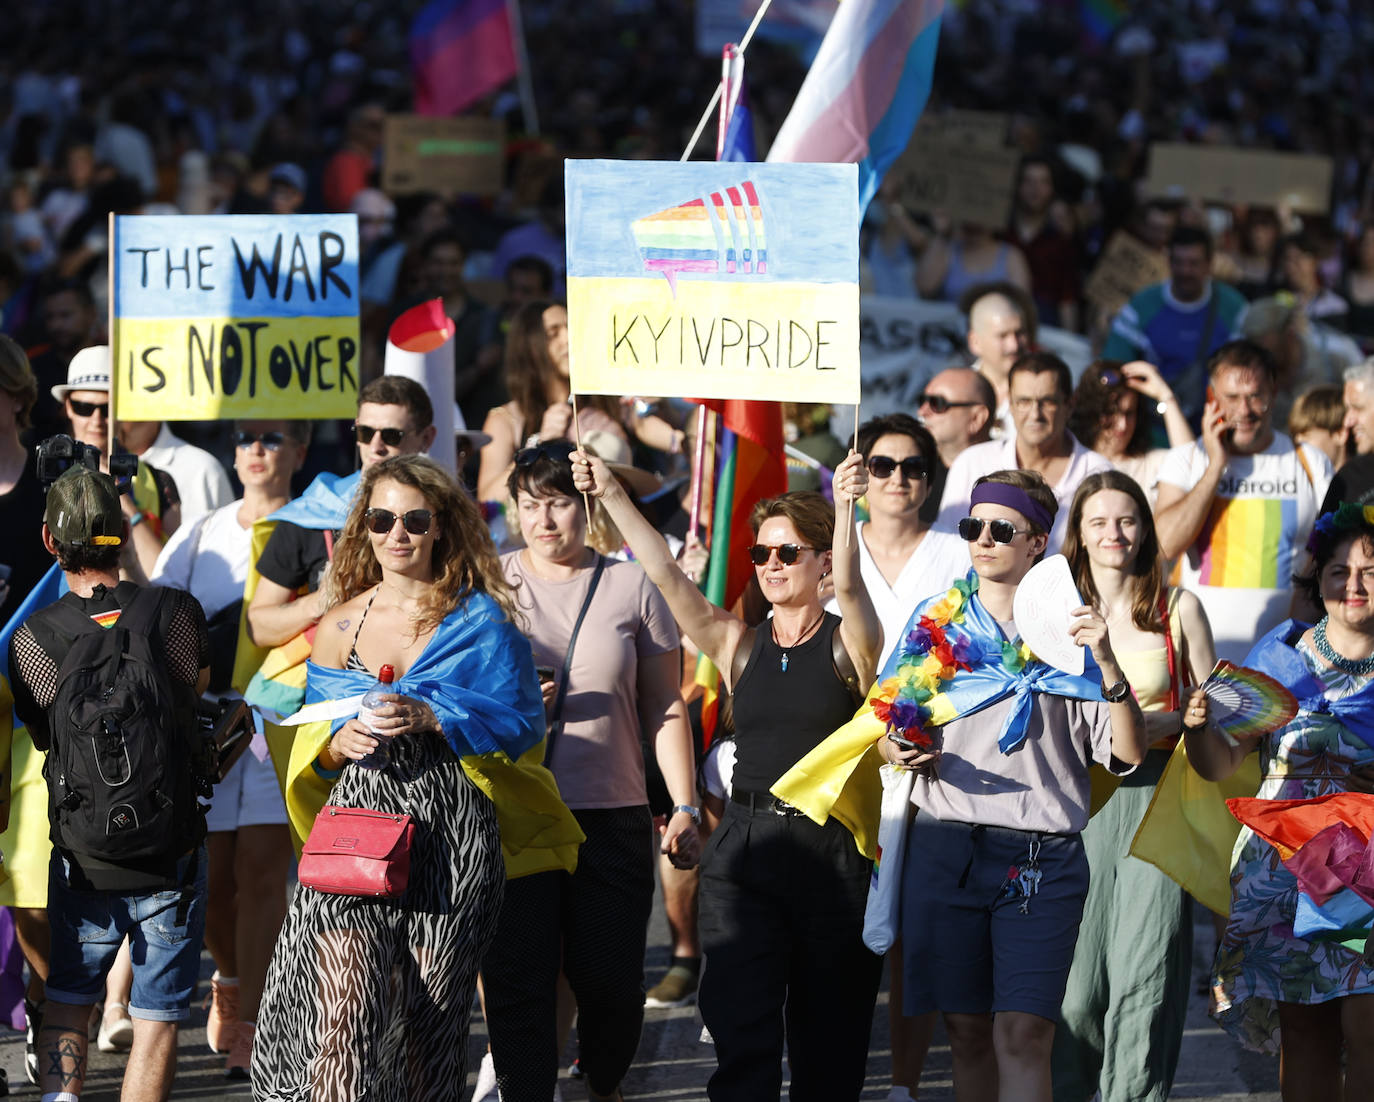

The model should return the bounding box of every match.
[9,463,211,1102]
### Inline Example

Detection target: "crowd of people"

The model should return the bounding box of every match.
[0,2,1373,1101]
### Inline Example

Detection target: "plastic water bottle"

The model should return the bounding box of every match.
[356,664,395,770]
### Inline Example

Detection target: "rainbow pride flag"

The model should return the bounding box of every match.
[767,0,944,213]
[631,181,768,295]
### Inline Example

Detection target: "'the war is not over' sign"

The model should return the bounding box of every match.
[565,161,860,404]
[112,215,361,420]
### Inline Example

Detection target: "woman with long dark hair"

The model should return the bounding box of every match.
[1052,469,1216,1102]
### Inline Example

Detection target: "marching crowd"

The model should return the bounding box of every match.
[1,3,1374,1102]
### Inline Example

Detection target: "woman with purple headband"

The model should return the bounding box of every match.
[865,469,1149,1102]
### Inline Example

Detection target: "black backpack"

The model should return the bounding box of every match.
[37,585,212,864]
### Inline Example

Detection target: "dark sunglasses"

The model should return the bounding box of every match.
[354,423,409,447]
[866,455,928,481]
[68,398,109,418]
[514,440,577,467]
[233,430,286,451]
[364,507,435,536]
[747,543,812,566]
[917,393,980,414]
[958,517,1032,544]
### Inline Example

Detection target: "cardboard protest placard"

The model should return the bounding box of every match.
[382,115,505,197]
[565,160,860,405]
[896,141,1019,228]
[111,215,360,420]
[911,109,1010,151]
[1084,231,1169,316]
[1145,143,1333,215]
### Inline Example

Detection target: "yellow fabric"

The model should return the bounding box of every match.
[0,730,51,906]
[1128,737,1262,915]
[230,518,279,691]
[273,720,584,879]
[771,687,888,860]
[0,677,12,834]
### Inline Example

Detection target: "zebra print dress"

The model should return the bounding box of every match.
[251,649,505,1101]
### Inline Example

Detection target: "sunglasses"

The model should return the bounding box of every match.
[866,455,928,481]
[68,398,109,418]
[747,543,812,566]
[233,430,286,451]
[354,423,409,447]
[1097,367,1124,388]
[917,393,980,414]
[514,440,577,467]
[364,507,435,536]
[958,517,1033,544]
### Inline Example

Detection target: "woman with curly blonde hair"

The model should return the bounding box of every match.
[252,455,550,1102]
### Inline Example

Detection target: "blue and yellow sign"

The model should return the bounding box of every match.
[112,215,361,420]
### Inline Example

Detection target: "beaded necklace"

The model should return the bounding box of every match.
[1312,616,1374,677]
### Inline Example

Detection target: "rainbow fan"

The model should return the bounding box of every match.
[631,181,766,296]
[1200,660,1300,742]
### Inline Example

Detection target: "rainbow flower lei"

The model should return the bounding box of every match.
[870,574,1036,750]
[1307,502,1374,556]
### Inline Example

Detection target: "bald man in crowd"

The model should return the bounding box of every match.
[965,291,1030,437]
[916,367,997,521]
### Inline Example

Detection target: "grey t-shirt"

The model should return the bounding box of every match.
[911,637,1128,834]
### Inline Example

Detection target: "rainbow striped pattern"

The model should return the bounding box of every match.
[1196,497,1298,589]
[631,181,767,294]
[90,609,122,630]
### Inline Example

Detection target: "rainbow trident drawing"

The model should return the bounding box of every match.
[631,180,767,296]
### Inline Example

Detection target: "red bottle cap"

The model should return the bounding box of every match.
[378,664,395,684]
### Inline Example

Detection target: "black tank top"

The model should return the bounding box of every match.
[730,612,858,792]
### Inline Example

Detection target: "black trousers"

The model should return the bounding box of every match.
[481,805,656,1100]
[698,800,883,1102]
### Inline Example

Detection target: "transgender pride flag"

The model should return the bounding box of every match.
[410,0,518,116]
[767,0,943,215]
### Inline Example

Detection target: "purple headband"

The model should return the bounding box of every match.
[969,481,1055,534]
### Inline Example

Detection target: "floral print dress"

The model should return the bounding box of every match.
[1211,637,1374,1053]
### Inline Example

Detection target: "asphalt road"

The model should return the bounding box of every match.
[0,896,1280,1100]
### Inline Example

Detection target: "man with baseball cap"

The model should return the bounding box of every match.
[9,465,211,1102]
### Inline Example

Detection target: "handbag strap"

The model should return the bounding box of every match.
[544,554,606,766]
[1160,588,1180,712]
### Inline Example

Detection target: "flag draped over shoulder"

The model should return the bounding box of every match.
[232,470,362,715]
[766,0,944,212]
[410,0,518,116]
[273,590,583,878]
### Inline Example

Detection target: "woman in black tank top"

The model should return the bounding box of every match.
[574,448,886,1102]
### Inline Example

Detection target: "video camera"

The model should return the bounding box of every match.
[36,435,138,490]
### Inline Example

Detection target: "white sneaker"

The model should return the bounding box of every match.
[472,1050,498,1102]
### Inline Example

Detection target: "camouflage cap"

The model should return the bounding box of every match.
[44,465,124,547]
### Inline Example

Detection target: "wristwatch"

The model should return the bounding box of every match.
[672,804,702,824]
[1101,677,1131,703]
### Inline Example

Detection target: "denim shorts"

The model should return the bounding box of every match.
[900,811,1089,1021]
[46,847,208,1022]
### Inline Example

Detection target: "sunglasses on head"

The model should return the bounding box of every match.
[68,398,109,418]
[514,440,577,467]
[866,455,928,481]
[233,430,285,451]
[354,423,409,447]
[958,517,1033,544]
[1097,367,1124,388]
[917,393,980,414]
[364,507,435,536]
[747,543,812,566]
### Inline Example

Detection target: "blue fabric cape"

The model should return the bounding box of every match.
[305,589,544,762]
[267,470,362,531]
[1245,619,1374,752]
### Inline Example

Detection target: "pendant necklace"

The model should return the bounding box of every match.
[773,610,826,672]
[1312,616,1374,676]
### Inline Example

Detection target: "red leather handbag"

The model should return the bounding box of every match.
[298,805,416,898]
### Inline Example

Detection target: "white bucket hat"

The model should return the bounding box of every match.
[53,345,111,402]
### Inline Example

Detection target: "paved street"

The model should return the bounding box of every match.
[0,894,1279,1100]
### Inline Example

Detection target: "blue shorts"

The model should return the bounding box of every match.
[45,847,208,1022]
[900,811,1088,1021]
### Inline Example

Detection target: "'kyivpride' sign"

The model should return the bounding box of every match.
[565,160,860,404]
[112,214,361,420]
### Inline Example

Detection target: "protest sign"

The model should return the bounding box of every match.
[112,215,360,420]
[1084,231,1169,317]
[382,115,505,196]
[1145,143,1333,214]
[895,141,1019,228]
[911,109,1010,151]
[565,160,860,404]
